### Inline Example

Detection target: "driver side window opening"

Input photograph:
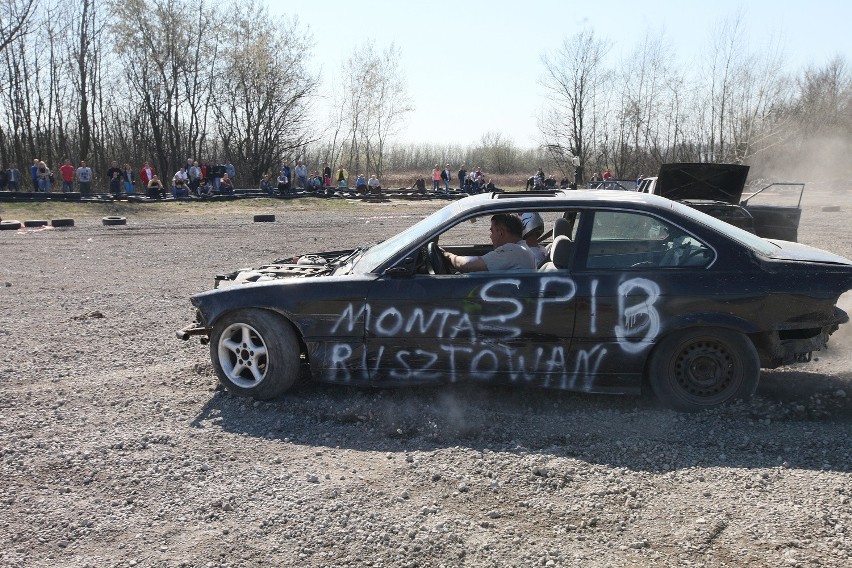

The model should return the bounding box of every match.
[417,210,582,275]
[584,211,713,270]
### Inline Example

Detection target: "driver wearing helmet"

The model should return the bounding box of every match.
[520,212,547,268]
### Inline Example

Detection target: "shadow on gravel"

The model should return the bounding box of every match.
[189,366,851,474]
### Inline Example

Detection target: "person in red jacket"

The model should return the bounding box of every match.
[59,159,75,193]
[139,161,155,187]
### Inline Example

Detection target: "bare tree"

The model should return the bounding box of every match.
[214,2,318,184]
[110,0,223,177]
[539,29,610,182]
[338,40,412,178]
[0,0,35,53]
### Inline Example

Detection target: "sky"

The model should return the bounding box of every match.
[266,0,851,149]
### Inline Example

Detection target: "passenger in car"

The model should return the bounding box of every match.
[520,212,547,268]
[442,213,535,272]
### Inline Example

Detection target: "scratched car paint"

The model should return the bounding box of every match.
[178,190,852,412]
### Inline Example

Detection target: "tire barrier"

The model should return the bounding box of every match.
[102,216,127,226]
[51,218,75,227]
[253,214,276,222]
[0,220,22,230]
[23,220,49,227]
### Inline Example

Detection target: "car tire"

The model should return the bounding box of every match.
[51,218,75,227]
[0,220,22,230]
[648,327,759,412]
[102,216,127,226]
[253,214,275,222]
[210,309,300,400]
[23,219,49,227]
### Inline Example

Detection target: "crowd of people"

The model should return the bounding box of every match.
[1,157,506,198]
[255,161,499,197]
[0,158,239,199]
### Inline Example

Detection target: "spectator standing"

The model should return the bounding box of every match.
[59,159,75,193]
[441,164,452,193]
[432,164,441,192]
[457,165,467,190]
[109,169,122,196]
[6,163,21,190]
[139,161,155,187]
[294,161,307,189]
[336,164,348,188]
[31,159,40,191]
[224,161,236,183]
[197,160,209,183]
[322,162,332,187]
[188,160,202,193]
[280,162,291,193]
[76,161,93,195]
[472,167,485,193]
[36,161,52,193]
[106,161,122,192]
[121,163,136,195]
[602,169,612,180]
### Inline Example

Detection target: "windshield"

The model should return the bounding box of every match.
[349,201,467,274]
[669,200,778,255]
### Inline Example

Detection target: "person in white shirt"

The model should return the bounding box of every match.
[172,167,190,197]
[442,213,535,272]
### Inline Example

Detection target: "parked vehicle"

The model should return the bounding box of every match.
[178,190,851,412]
[637,163,804,241]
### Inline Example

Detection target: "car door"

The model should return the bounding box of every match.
[567,208,715,394]
[741,183,804,241]
[363,268,578,388]
[361,211,579,388]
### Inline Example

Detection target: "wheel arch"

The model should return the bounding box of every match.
[644,324,761,411]
[643,314,763,392]
[656,312,762,340]
[209,305,310,362]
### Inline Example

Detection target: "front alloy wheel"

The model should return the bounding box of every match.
[210,309,300,400]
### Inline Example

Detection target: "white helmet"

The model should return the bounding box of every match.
[520,212,544,239]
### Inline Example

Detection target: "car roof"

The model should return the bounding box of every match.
[455,189,677,213]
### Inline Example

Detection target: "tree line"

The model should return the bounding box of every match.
[539,23,851,183]
[1,1,849,187]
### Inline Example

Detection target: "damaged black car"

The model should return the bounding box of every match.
[178,190,852,412]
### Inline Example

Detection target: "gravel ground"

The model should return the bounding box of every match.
[1,190,850,567]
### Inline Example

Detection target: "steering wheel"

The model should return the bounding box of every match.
[426,241,449,275]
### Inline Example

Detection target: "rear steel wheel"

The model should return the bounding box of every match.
[648,328,759,412]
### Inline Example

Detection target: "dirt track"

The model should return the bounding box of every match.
[1,191,850,567]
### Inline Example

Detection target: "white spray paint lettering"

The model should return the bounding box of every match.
[323,276,659,389]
